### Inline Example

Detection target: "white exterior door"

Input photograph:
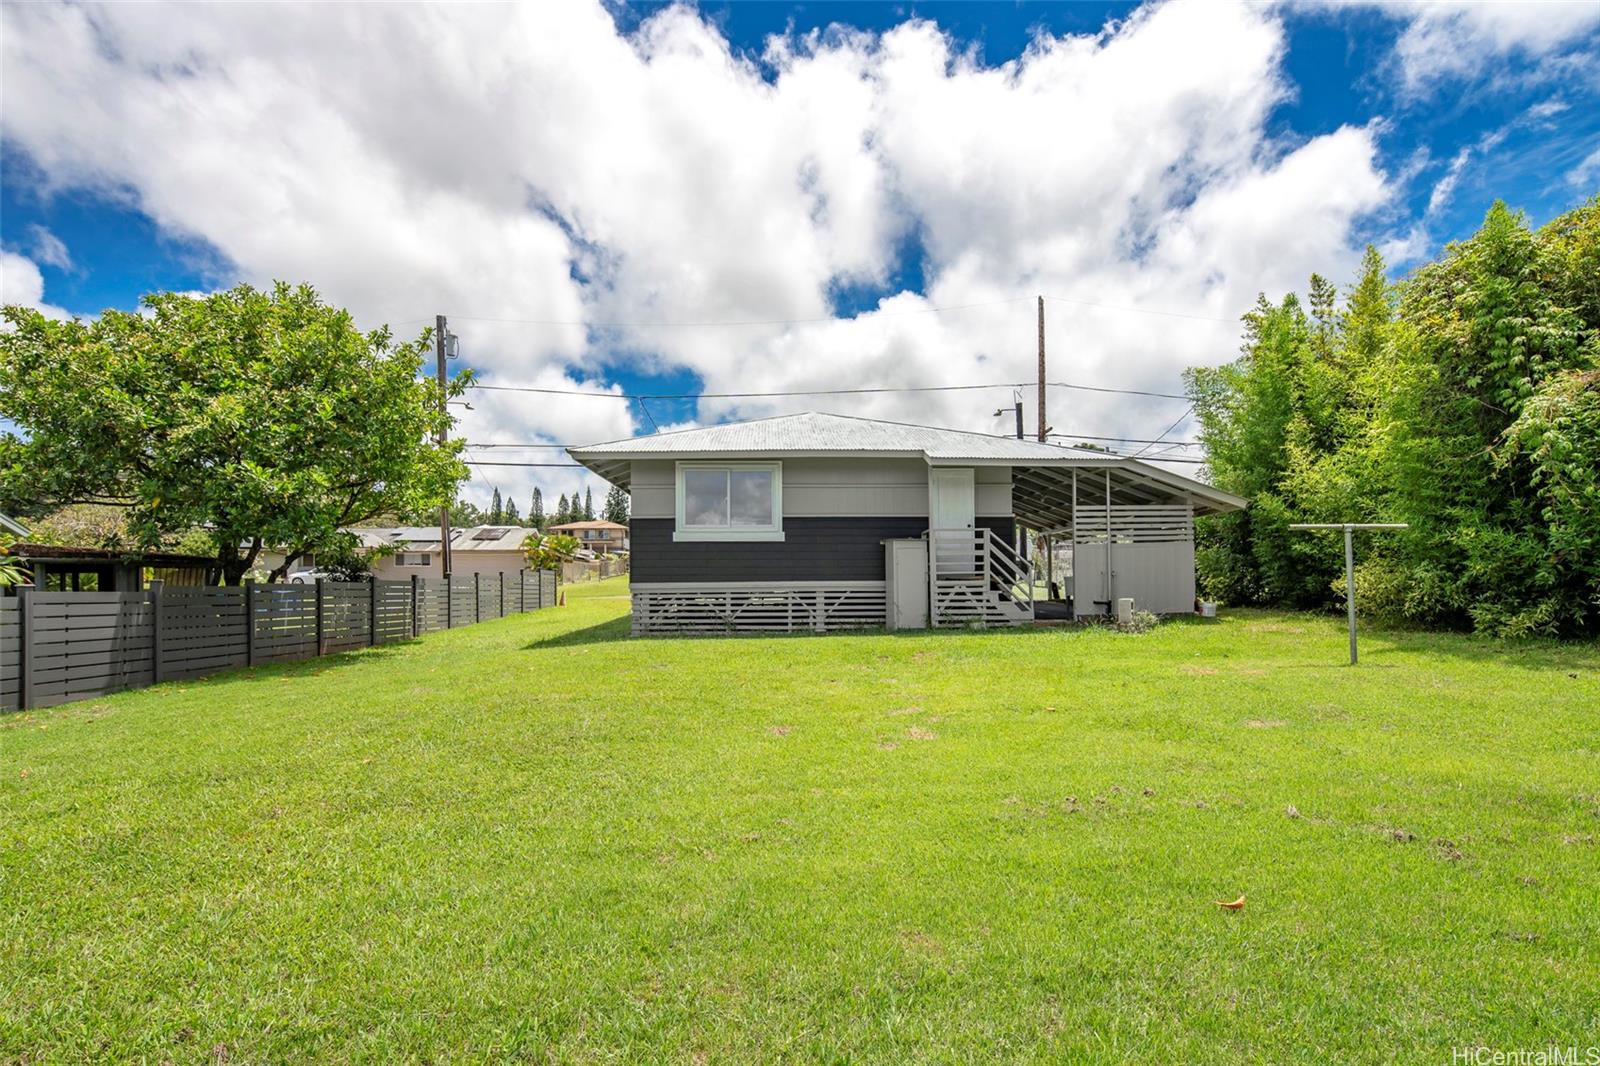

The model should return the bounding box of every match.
[929,467,977,574]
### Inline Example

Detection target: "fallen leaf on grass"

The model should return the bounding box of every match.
[1214,895,1246,910]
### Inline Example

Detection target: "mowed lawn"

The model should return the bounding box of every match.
[4,578,1599,1063]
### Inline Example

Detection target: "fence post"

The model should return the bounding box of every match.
[369,576,379,647]
[411,574,420,638]
[244,579,256,667]
[445,575,453,629]
[148,579,165,685]
[499,572,506,618]
[315,578,326,656]
[17,586,34,710]
[474,572,481,623]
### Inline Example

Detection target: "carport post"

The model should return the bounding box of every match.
[1289,523,1408,665]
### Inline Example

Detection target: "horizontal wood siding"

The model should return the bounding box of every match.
[629,516,1013,583]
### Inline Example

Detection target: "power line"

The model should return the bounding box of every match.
[466,432,1203,449]
[464,379,1189,401]
[1133,404,1196,458]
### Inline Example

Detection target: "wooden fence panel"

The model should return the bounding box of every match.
[449,579,476,627]
[477,573,503,622]
[0,598,19,711]
[416,579,450,633]
[252,584,318,664]
[159,586,248,681]
[28,592,154,708]
[540,570,556,606]
[320,581,371,653]
[373,580,414,644]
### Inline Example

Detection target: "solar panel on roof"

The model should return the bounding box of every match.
[472,527,510,541]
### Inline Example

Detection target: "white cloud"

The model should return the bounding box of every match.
[1374,1,1600,92]
[1570,145,1600,189]
[0,0,1398,505]
[25,225,73,272]
[0,252,71,320]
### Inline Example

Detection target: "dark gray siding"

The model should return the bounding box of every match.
[631,517,1015,583]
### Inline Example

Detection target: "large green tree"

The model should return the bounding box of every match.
[1186,200,1600,637]
[602,484,629,525]
[0,283,470,584]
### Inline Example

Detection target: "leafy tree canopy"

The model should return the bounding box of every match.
[0,282,469,583]
[1187,199,1600,636]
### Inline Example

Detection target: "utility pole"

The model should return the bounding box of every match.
[1036,295,1047,442]
[436,314,453,579]
[1288,522,1408,664]
[1013,397,1024,440]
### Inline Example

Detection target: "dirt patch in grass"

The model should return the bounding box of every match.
[1245,719,1285,729]
[886,706,924,717]
[906,726,937,741]
[767,725,792,736]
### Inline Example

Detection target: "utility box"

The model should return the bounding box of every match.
[884,538,930,630]
[1116,597,1135,626]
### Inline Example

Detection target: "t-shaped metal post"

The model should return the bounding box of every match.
[1288,523,1408,664]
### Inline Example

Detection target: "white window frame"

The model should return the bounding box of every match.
[673,461,784,542]
[396,552,432,567]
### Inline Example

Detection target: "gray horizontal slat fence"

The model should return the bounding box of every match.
[320,581,370,653]
[416,578,450,633]
[477,573,503,622]
[159,586,248,681]
[3,570,560,712]
[28,591,155,708]
[449,579,477,628]
[0,598,20,711]
[373,580,414,644]
[253,584,317,664]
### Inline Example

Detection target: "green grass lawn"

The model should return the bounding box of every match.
[4,577,1599,1063]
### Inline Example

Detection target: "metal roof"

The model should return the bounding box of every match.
[567,412,1244,513]
[570,412,1115,464]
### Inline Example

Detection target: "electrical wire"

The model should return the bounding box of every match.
[1132,404,1196,458]
[464,379,1189,401]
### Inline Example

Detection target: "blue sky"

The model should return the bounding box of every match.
[2,0,1597,502]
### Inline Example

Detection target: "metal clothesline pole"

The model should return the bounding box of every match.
[1288,522,1409,665]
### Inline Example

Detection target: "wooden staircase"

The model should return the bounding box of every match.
[927,528,1035,628]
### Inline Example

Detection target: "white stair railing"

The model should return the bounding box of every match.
[925,528,1035,627]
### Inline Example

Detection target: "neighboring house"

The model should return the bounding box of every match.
[568,412,1246,635]
[346,525,539,581]
[546,519,628,554]
[6,544,215,591]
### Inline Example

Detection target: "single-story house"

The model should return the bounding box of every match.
[568,412,1245,635]
[547,519,629,554]
[348,524,539,581]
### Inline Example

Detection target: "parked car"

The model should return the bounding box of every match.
[286,568,332,584]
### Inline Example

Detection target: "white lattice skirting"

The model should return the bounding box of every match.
[632,582,888,635]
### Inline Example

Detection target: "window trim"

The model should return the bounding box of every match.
[673,461,784,542]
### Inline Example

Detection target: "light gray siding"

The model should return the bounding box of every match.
[630,458,1011,520]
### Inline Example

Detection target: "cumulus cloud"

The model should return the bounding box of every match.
[0,252,71,320]
[1375,1,1600,92]
[0,0,1398,505]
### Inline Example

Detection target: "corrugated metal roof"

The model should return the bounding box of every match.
[569,412,1119,462]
